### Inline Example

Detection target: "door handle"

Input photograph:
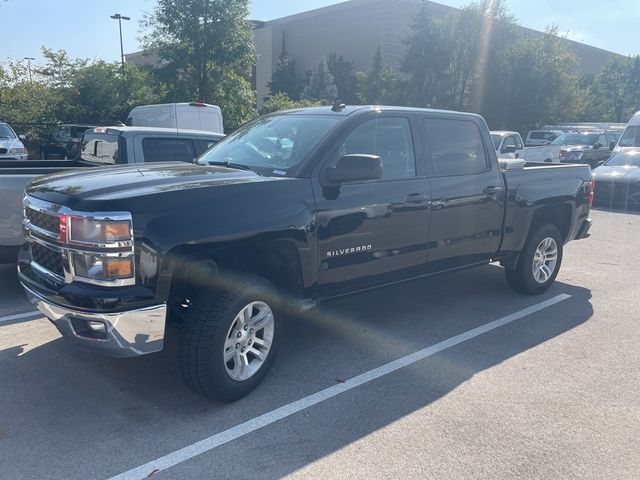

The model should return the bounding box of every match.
[483,186,503,196]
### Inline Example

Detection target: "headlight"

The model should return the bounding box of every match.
[9,147,27,154]
[68,216,132,245]
[72,253,134,282]
[566,152,583,160]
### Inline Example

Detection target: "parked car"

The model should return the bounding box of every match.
[0,122,28,160]
[592,148,640,209]
[613,111,640,153]
[18,105,593,402]
[0,126,224,263]
[553,131,619,168]
[525,129,564,147]
[126,102,224,134]
[491,131,559,162]
[40,124,97,159]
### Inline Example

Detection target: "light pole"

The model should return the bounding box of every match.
[110,13,130,76]
[23,57,35,82]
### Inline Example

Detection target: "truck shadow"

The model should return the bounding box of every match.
[0,264,593,478]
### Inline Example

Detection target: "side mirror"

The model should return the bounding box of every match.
[593,142,601,149]
[502,145,517,154]
[324,154,383,184]
[609,141,616,151]
[18,134,26,141]
[597,160,605,167]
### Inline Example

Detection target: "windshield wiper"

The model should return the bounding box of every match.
[203,160,260,174]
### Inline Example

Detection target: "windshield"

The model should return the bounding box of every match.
[490,134,502,149]
[552,133,598,146]
[197,115,339,175]
[619,125,640,147]
[0,124,16,139]
[605,151,640,167]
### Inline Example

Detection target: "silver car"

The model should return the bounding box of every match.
[0,122,28,160]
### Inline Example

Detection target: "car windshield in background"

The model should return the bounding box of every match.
[605,151,640,167]
[619,125,640,147]
[490,134,502,149]
[552,133,598,146]
[197,115,339,175]
[0,124,16,138]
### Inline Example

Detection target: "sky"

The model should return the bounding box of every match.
[1,0,639,67]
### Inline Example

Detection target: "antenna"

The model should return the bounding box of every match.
[332,100,346,112]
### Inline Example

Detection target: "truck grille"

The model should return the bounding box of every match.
[31,242,64,278]
[25,207,59,236]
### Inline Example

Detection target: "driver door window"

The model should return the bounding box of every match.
[502,135,516,153]
[339,117,416,179]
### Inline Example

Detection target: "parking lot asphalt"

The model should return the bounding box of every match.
[1,208,639,480]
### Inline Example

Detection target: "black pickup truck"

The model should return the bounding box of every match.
[18,106,593,402]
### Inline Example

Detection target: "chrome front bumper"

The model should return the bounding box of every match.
[24,286,166,358]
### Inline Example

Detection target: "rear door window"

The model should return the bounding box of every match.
[142,138,197,163]
[80,132,120,164]
[423,118,488,176]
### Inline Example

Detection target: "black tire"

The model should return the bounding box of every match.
[505,222,563,294]
[178,274,282,402]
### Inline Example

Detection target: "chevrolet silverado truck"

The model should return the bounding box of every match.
[0,126,223,263]
[18,106,593,402]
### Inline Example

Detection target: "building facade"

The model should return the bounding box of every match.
[253,0,620,106]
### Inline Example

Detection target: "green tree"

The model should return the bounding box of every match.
[356,47,401,104]
[69,62,163,124]
[589,56,640,122]
[258,92,322,115]
[268,37,303,100]
[143,0,256,130]
[326,52,358,104]
[402,5,454,107]
[483,26,583,132]
[301,56,338,103]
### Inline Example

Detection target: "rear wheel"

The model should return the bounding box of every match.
[177,274,282,402]
[505,223,563,294]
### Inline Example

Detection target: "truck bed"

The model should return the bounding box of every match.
[499,161,592,255]
[0,160,100,259]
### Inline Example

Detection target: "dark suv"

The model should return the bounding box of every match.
[555,130,620,168]
[40,124,97,159]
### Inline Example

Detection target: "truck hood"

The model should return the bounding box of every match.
[26,162,271,203]
[593,164,640,182]
[562,145,593,152]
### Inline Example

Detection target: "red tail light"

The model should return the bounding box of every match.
[59,213,69,243]
[588,177,595,207]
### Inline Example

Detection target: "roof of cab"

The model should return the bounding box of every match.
[275,105,482,119]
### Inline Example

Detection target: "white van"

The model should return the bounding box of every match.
[126,103,224,134]
[614,111,640,153]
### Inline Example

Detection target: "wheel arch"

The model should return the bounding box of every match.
[164,240,305,325]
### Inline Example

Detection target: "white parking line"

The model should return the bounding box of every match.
[0,310,41,325]
[109,293,571,480]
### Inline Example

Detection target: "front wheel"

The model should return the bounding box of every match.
[505,223,563,294]
[178,275,282,402]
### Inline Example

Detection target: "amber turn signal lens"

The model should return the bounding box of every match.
[103,222,131,242]
[104,258,133,278]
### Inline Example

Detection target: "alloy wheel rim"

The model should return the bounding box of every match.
[532,237,558,284]
[223,301,275,381]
